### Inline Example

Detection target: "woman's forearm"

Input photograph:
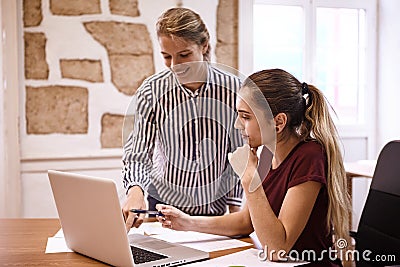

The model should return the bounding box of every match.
[245,186,288,252]
[186,209,253,237]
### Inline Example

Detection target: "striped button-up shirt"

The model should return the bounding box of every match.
[122,65,243,215]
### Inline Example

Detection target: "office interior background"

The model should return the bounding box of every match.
[0,0,399,231]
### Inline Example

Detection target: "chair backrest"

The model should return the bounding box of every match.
[355,140,400,266]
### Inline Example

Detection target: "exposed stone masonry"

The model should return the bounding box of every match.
[24,32,49,79]
[23,0,42,27]
[84,21,154,95]
[60,59,104,83]
[109,0,140,17]
[216,0,238,70]
[50,0,101,16]
[26,86,88,134]
[101,113,125,148]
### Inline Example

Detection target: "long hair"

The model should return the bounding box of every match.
[156,7,211,61]
[243,68,351,242]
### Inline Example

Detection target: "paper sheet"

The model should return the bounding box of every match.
[151,231,230,243]
[53,228,64,238]
[45,229,71,253]
[45,227,145,254]
[179,238,252,252]
[184,248,309,267]
[45,237,72,253]
[151,231,253,252]
[128,227,145,235]
[139,221,175,235]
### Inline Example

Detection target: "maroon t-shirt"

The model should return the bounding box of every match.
[262,140,340,266]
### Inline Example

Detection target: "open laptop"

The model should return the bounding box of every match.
[48,170,209,267]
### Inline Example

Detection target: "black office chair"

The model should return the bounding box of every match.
[350,140,400,266]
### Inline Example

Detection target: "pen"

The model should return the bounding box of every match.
[130,209,164,217]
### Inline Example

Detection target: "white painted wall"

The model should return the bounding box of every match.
[22,168,127,218]
[376,0,400,153]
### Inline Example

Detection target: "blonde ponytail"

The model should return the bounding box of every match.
[304,85,351,242]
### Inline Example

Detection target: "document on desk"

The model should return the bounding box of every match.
[184,248,308,266]
[139,221,175,235]
[150,231,252,252]
[45,227,145,254]
[45,229,72,253]
[45,224,250,254]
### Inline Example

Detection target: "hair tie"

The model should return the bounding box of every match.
[302,82,309,95]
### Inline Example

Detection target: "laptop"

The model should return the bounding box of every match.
[48,170,209,267]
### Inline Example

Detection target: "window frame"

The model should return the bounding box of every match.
[239,0,377,158]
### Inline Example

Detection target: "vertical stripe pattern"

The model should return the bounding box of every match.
[122,65,243,215]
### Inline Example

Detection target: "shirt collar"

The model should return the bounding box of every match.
[171,63,211,97]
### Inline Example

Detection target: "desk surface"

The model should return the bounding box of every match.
[0,218,254,266]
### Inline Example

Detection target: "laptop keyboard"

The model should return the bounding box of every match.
[131,246,168,264]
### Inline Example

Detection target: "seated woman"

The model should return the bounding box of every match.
[156,69,351,266]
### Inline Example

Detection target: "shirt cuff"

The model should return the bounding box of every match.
[124,181,148,195]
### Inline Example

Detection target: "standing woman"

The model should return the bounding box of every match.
[157,69,351,266]
[122,7,243,230]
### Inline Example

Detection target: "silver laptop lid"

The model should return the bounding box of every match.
[48,170,135,266]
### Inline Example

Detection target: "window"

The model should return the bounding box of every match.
[239,0,377,135]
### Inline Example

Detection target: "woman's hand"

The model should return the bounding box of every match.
[228,144,261,192]
[155,204,193,231]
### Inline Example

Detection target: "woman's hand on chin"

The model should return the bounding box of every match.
[228,144,261,191]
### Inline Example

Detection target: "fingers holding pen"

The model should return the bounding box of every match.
[156,204,175,216]
[132,212,145,228]
[125,210,144,231]
[155,204,173,228]
[156,204,192,231]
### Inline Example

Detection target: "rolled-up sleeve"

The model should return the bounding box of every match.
[122,83,156,193]
[225,168,243,206]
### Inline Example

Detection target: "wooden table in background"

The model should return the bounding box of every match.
[344,160,376,200]
[0,218,254,266]
[344,160,376,179]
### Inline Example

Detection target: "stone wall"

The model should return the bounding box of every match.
[22,0,238,150]
[216,0,238,69]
